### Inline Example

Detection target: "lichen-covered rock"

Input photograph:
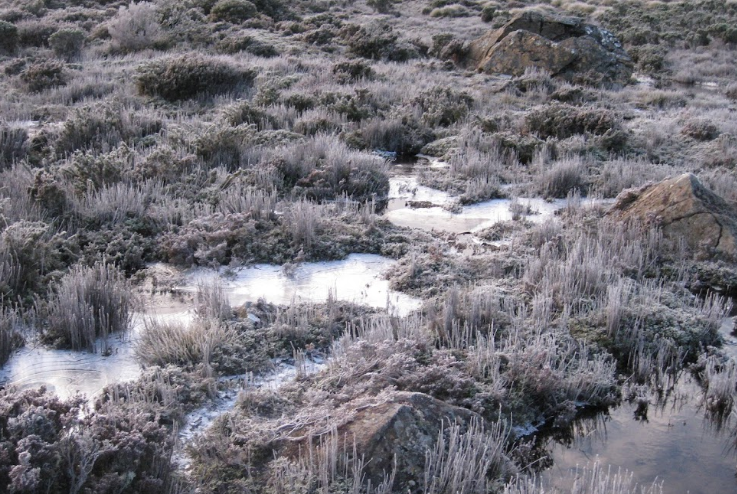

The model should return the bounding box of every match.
[609,173,737,261]
[276,391,481,487]
[335,391,481,486]
[467,11,632,87]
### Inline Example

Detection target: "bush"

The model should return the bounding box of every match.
[0,387,178,493]
[135,55,256,101]
[430,34,468,63]
[49,28,86,61]
[249,0,288,20]
[215,34,279,56]
[223,101,276,129]
[107,1,167,52]
[28,170,70,218]
[343,23,419,61]
[726,83,737,101]
[414,86,474,127]
[525,104,620,140]
[354,117,434,156]
[210,0,257,22]
[16,20,58,48]
[41,262,133,352]
[0,126,27,171]
[20,60,66,92]
[367,0,393,13]
[0,221,67,305]
[681,119,719,141]
[481,4,495,22]
[332,60,375,84]
[0,20,18,55]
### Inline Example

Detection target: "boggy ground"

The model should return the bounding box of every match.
[1,0,737,493]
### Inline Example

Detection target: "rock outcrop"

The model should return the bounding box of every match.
[608,173,737,260]
[467,11,632,87]
[337,391,481,486]
[279,391,484,488]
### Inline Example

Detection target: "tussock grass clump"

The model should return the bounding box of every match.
[195,279,232,321]
[135,317,233,369]
[270,134,390,202]
[593,159,673,198]
[504,460,663,494]
[41,262,134,352]
[424,418,512,494]
[135,55,256,101]
[264,426,396,494]
[356,117,434,156]
[217,181,278,220]
[75,180,160,226]
[0,306,23,367]
[702,355,736,413]
[535,156,587,199]
[284,199,321,249]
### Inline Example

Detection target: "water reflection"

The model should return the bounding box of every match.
[1,254,421,399]
[539,374,737,494]
[180,253,422,317]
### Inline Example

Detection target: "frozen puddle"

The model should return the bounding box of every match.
[388,176,454,206]
[180,253,422,316]
[178,357,326,443]
[386,178,567,233]
[385,176,614,234]
[175,356,327,470]
[0,311,185,401]
[0,334,139,401]
[388,197,567,234]
[718,316,737,360]
[0,255,419,400]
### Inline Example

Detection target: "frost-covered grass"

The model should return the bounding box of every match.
[1,0,737,491]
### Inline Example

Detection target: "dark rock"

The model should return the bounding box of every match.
[336,391,481,487]
[280,391,481,488]
[467,11,632,87]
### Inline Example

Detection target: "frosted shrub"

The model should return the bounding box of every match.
[107,2,166,52]
[49,28,85,61]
